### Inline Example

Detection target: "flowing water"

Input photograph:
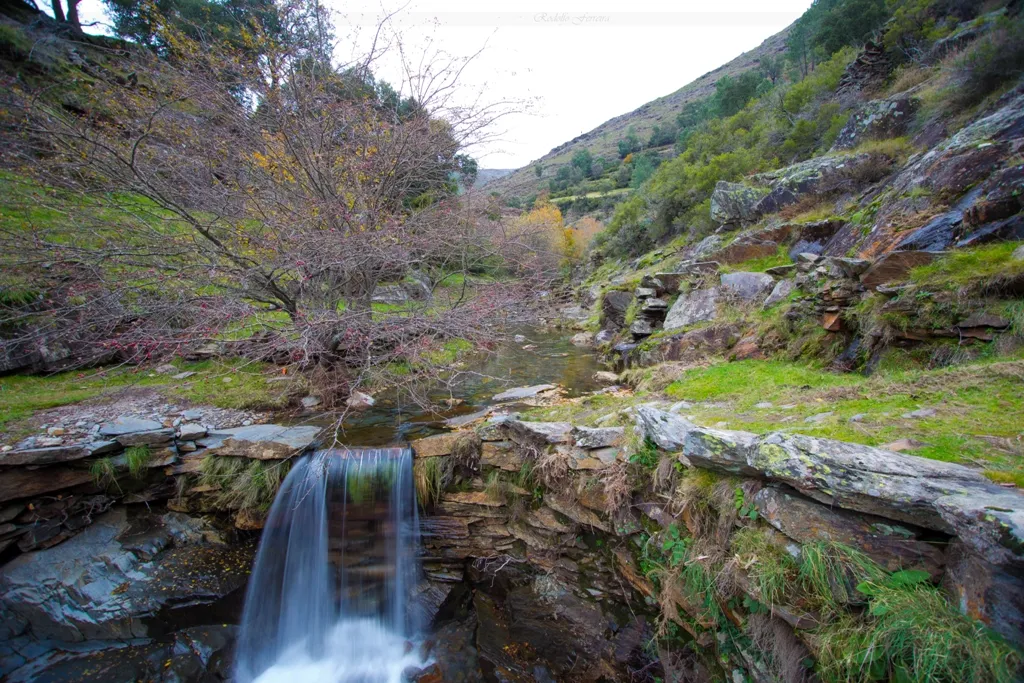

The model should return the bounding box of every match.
[234,448,425,683]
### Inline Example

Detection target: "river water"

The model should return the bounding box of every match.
[327,327,605,445]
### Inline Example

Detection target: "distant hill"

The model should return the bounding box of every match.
[489,26,790,201]
[474,168,515,188]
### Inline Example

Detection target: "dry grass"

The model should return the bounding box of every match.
[601,460,632,512]
[748,613,813,683]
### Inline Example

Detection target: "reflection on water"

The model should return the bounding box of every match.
[321,327,605,445]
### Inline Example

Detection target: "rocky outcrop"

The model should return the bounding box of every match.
[710,181,769,225]
[832,95,918,151]
[0,507,251,645]
[600,290,634,330]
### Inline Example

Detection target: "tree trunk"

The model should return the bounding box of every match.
[65,0,82,32]
[50,0,65,23]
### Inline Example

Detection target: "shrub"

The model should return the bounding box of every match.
[948,15,1024,109]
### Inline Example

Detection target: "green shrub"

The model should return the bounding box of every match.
[0,24,31,60]
[949,15,1024,109]
[124,445,152,479]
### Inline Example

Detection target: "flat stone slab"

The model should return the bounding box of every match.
[492,384,557,402]
[572,427,625,450]
[0,446,89,467]
[411,432,467,458]
[115,429,175,448]
[500,420,572,445]
[199,425,321,460]
[98,417,163,437]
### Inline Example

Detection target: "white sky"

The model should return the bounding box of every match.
[73,0,812,169]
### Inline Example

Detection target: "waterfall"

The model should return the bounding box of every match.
[233,448,425,683]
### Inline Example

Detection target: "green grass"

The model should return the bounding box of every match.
[550,187,630,205]
[124,445,152,478]
[169,358,292,410]
[908,241,1024,293]
[815,577,1020,683]
[662,358,1024,481]
[89,457,118,488]
[730,526,799,607]
[799,541,887,614]
[198,455,289,512]
[720,244,792,273]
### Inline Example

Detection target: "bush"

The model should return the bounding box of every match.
[948,15,1024,109]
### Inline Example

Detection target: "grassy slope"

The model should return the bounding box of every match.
[485,28,789,200]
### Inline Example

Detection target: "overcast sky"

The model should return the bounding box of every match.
[73,0,812,169]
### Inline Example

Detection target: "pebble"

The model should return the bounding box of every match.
[242,420,253,426]
[804,411,834,423]
[902,408,937,419]
[46,427,65,436]
[754,402,773,409]
[780,404,797,410]
[1,445,11,452]
[669,401,693,413]
[848,414,867,423]
[222,377,233,383]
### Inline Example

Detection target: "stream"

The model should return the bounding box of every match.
[325,326,606,445]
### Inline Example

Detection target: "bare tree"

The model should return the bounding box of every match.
[0,3,553,402]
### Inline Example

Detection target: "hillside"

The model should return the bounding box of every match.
[488,27,789,200]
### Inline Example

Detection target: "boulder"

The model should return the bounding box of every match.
[763,279,795,308]
[198,424,321,460]
[600,290,634,330]
[630,319,655,339]
[710,181,769,225]
[721,272,775,303]
[371,284,409,304]
[943,540,1024,648]
[663,288,719,331]
[683,427,760,476]
[832,96,918,151]
[492,384,556,401]
[859,251,935,289]
[592,371,620,385]
[751,153,876,217]
[411,432,469,458]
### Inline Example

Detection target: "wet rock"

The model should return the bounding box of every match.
[492,384,557,401]
[664,288,719,331]
[754,486,945,576]
[763,279,795,309]
[594,329,616,344]
[198,424,321,460]
[300,395,322,409]
[572,426,624,449]
[721,272,775,303]
[710,181,769,225]
[601,290,634,330]
[859,251,935,289]
[346,391,376,411]
[0,507,252,642]
[957,214,1024,248]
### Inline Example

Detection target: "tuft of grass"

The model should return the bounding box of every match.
[799,541,887,614]
[413,456,454,508]
[89,457,118,489]
[720,244,792,274]
[730,527,799,607]
[815,577,1020,683]
[124,445,152,479]
[665,360,859,404]
[199,455,288,512]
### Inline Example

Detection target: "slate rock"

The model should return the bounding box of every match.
[492,384,557,401]
[663,288,719,331]
[572,426,625,450]
[199,424,321,459]
[99,417,163,437]
[0,446,89,467]
[859,251,936,289]
[721,272,775,302]
[763,279,795,308]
